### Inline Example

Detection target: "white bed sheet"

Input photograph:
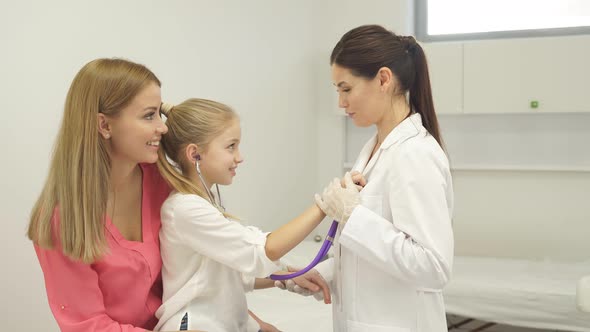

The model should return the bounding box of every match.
[444,256,590,332]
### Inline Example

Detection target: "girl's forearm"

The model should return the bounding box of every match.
[254,277,276,289]
[264,204,325,261]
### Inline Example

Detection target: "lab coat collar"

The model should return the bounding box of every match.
[380,112,423,150]
[352,135,377,174]
[353,113,424,175]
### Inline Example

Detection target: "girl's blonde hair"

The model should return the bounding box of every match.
[28,58,161,263]
[157,98,237,216]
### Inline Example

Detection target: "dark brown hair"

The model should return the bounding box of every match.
[330,24,443,147]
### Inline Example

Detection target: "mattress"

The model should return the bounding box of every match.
[444,256,590,331]
[250,245,590,331]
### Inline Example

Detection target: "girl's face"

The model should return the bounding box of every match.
[105,82,168,165]
[199,118,243,186]
[331,64,384,127]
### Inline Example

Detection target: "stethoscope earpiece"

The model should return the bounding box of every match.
[194,156,225,212]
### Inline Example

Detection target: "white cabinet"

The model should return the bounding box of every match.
[422,42,464,114]
[339,36,590,174]
[463,35,590,114]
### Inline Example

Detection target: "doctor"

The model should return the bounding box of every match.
[285,25,454,332]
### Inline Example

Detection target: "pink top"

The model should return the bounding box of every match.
[34,163,171,332]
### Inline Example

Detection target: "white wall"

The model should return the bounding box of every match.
[0,1,316,329]
[311,1,590,261]
[440,113,590,260]
[2,0,589,330]
[451,168,590,261]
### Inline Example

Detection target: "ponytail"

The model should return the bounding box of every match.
[406,39,444,148]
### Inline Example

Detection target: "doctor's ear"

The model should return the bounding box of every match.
[377,67,395,93]
[97,113,112,139]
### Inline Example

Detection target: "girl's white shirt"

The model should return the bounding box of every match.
[154,192,281,331]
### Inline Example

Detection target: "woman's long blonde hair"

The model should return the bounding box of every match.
[157,98,237,217]
[28,58,161,263]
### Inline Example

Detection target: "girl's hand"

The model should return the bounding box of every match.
[258,320,281,332]
[342,170,366,190]
[316,172,360,224]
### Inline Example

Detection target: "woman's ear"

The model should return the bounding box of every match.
[377,66,395,93]
[97,113,111,139]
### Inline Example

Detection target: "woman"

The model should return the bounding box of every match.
[28,58,205,332]
[286,25,454,332]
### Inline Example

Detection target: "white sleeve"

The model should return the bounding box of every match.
[171,195,281,278]
[241,273,256,293]
[338,146,454,290]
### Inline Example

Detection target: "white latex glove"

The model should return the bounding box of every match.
[275,279,326,302]
[314,178,340,218]
[274,267,331,303]
[315,172,360,224]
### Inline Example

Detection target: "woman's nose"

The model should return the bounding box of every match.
[338,95,348,108]
[157,119,168,134]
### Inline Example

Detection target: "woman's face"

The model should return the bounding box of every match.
[106,82,168,165]
[199,118,243,187]
[331,64,384,127]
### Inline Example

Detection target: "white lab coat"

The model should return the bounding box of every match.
[315,113,454,332]
[155,192,282,331]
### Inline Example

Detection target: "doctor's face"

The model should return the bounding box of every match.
[199,118,243,186]
[332,64,383,127]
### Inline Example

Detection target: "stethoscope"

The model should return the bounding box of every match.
[196,154,340,281]
[195,155,225,212]
[268,170,366,280]
[269,220,339,280]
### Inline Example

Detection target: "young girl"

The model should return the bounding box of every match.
[153,99,330,331]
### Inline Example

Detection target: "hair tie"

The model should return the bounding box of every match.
[160,102,175,117]
[400,35,417,54]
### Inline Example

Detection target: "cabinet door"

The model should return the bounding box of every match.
[422,42,464,114]
[463,35,590,114]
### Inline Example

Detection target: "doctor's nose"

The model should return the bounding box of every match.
[338,95,348,109]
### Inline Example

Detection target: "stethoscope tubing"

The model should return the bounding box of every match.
[269,220,339,280]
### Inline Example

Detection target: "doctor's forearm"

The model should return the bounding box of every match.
[264,204,325,261]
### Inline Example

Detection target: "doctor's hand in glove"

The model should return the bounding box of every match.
[274,266,332,304]
[315,172,361,224]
